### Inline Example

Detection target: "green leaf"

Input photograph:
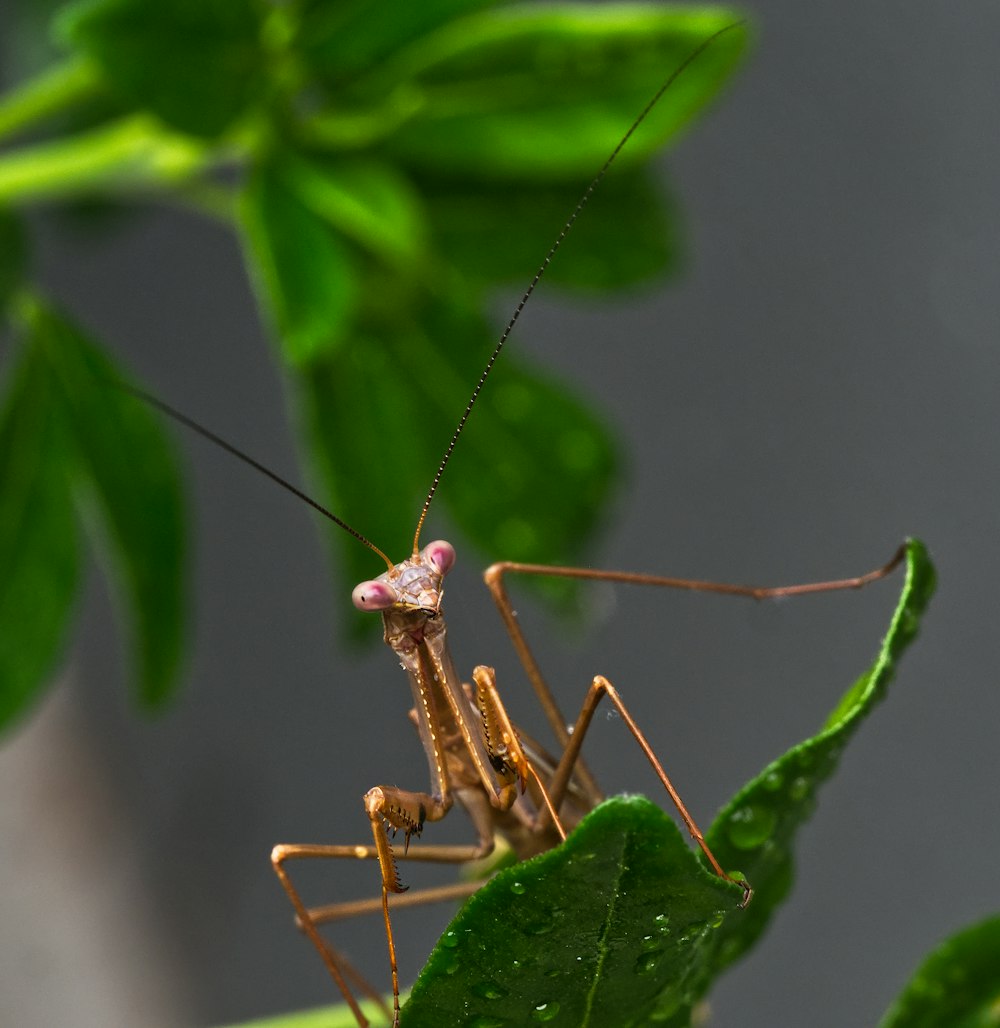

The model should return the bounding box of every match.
[878,914,1000,1028]
[653,539,935,1020]
[0,115,210,205]
[298,294,618,639]
[0,343,79,730]
[373,8,748,179]
[240,158,361,365]
[422,164,678,290]
[0,208,29,313]
[298,324,444,641]
[401,796,744,1027]
[58,0,266,137]
[219,1000,391,1028]
[297,0,502,87]
[27,301,187,709]
[284,155,428,270]
[442,355,619,574]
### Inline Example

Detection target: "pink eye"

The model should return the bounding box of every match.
[352,580,397,612]
[424,540,456,576]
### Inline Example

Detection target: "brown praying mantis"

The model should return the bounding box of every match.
[134,21,906,1028]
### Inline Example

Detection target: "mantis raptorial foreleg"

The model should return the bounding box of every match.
[271,651,567,1026]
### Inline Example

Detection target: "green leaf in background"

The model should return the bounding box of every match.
[401,796,744,1027]
[442,353,619,575]
[220,1000,390,1028]
[240,158,361,365]
[0,115,210,206]
[1,2,751,687]
[421,164,677,290]
[57,0,266,137]
[280,9,747,636]
[296,0,501,87]
[878,914,1000,1028]
[285,156,429,271]
[301,324,443,638]
[300,293,618,639]
[26,301,187,710]
[369,8,747,179]
[0,343,79,729]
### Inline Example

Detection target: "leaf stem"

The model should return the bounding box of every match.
[0,59,103,144]
[0,115,224,204]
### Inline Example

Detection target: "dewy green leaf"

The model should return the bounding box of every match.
[650,539,935,1021]
[401,796,744,1027]
[878,914,1000,1028]
[399,541,932,1028]
[374,8,748,179]
[0,344,79,731]
[28,302,187,709]
[57,0,266,137]
[240,159,360,365]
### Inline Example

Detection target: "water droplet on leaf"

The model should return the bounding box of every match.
[523,914,555,936]
[531,1000,561,1021]
[471,980,508,1001]
[634,949,663,974]
[726,803,777,850]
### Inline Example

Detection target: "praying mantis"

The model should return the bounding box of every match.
[133,21,907,1028]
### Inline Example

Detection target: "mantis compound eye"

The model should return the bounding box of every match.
[352,580,397,612]
[424,539,456,576]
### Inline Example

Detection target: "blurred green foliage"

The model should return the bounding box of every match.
[0,1,747,728]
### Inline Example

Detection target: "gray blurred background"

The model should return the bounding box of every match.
[2,1,999,1026]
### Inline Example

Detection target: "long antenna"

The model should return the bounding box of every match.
[411,21,744,556]
[121,383,394,570]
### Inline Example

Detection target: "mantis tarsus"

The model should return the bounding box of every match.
[133,21,906,1028]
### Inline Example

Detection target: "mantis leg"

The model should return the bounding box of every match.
[541,673,751,902]
[271,786,500,1027]
[482,544,907,902]
[483,543,906,800]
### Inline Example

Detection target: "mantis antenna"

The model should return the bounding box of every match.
[119,383,394,569]
[410,20,745,557]
[118,20,742,577]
